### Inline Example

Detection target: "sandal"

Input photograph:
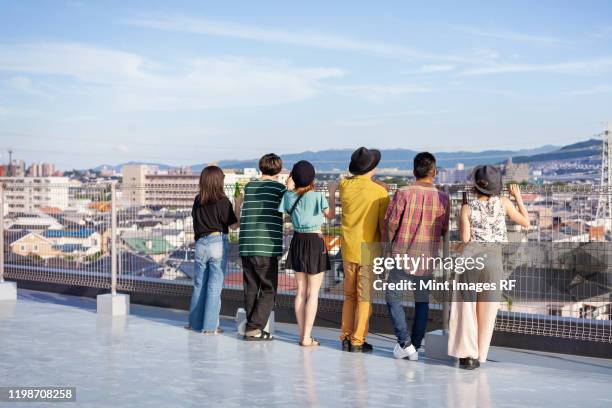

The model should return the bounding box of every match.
[184,324,193,331]
[243,330,274,341]
[300,337,321,347]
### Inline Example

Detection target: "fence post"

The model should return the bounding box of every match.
[96,181,130,315]
[442,184,451,333]
[0,182,17,300]
[111,182,117,295]
[424,184,452,360]
[0,183,4,283]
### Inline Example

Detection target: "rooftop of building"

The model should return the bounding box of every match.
[1,290,610,408]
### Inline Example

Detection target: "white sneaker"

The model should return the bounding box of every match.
[393,343,419,360]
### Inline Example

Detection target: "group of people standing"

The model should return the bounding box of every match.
[185,147,529,370]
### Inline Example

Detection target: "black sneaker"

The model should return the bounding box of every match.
[341,338,351,352]
[350,342,373,353]
[458,357,480,370]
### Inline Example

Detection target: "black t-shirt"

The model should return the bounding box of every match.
[192,195,238,241]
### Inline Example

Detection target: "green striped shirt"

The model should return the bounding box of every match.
[238,179,286,256]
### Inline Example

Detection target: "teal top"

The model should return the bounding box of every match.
[278,191,329,233]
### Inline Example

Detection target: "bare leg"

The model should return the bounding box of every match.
[302,272,324,344]
[294,272,308,339]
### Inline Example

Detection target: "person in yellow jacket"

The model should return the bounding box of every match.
[339,147,390,353]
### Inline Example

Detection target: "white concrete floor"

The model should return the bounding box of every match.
[0,290,611,408]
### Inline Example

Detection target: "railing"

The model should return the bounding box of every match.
[1,181,611,344]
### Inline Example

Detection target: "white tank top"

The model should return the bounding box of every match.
[468,196,507,242]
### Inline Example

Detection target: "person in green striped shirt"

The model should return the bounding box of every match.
[237,153,286,341]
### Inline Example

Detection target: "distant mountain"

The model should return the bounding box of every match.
[210,144,561,171]
[92,161,173,172]
[511,139,600,164]
[89,139,601,173]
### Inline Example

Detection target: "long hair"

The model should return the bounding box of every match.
[295,182,315,196]
[199,166,226,205]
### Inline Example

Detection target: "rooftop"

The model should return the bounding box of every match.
[1,290,611,408]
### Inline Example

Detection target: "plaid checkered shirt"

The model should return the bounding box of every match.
[383,181,449,276]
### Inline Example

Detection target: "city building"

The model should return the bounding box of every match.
[502,157,530,184]
[437,163,468,184]
[27,162,57,177]
[7,213,64,231]
[8,227,102,259]
[121,164,199,207]
[5,159,26,177]
[120,164,282,207]
[9,232,58,259]
[0,176,71,213]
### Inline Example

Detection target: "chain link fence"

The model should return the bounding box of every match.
[1,181,610,343]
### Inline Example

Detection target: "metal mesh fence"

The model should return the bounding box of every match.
[1,181,610,343]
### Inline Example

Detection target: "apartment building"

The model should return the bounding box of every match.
[26,162,57,177]
[0,176,71,213]
[502,157,530,184]
[121,164,286,207]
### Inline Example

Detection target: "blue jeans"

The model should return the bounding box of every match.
[188,234,226,331]
[385,269,430,348]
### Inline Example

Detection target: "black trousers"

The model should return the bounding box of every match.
[241,256,279,331]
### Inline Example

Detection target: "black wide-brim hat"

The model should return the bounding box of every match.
[349,147,381,175]
[470,165,502,195]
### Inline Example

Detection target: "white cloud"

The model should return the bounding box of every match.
[331,109,446,127]
[403,64,455,74]
[115,143,129,153]
[123,15,484,64]
[567,85,612,96]
[332,84,430,102]
[459,57,612,76]
[331,117,385,127]
[0,43,345,110]
[5,76,49,97]
[453,26,568,46]
[419,64,455,73]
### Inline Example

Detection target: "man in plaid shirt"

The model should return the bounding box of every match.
[383,152,449,361]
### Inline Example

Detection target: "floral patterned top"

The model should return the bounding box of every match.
[468,196,507,242]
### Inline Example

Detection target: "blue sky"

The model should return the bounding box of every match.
[1,0,611,169]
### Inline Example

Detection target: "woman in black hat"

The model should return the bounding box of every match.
[448,165,530,370]
[279,160,337,347]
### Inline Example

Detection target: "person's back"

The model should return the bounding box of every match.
[384,152,448,361]
[239,179,285,255]
[338,147,389,353]
[467,196,507,243]
[449,165,530,369]
[339,175,389,264]
[282,190,328,231]
[386,181,448,274]
[237,153,286,341]
[187,166,237,335]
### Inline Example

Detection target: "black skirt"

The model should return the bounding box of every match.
[286,232,330,275]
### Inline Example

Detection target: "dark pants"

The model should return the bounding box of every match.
[385,269,430,348]
[241,256,279,332]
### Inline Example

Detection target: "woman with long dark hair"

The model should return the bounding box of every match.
[279,161,336,346]
[186,166,238,334]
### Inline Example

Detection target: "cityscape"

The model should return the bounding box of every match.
[1,1,611,407]
[2,130,611,322]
